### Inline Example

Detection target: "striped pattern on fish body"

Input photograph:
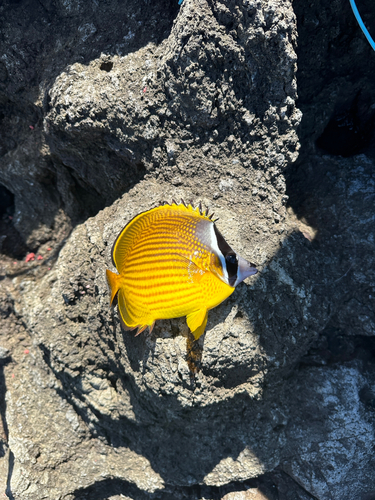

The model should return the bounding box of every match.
[106,201,258,340]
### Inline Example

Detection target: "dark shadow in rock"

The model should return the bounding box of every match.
[71,471,312,500]
[72,478,152,500]
[0,185,14,218]
[285,154,375,340]
[293,0,375,162]
[141,335,157,376]
[316,94,375,157]
[0,354,13,499]
[0,361,10,458]
[300,329,375,369]
[361,492,375,500]
[0,184,29,259]
[5,450,14,500]
[287,0,375,353]
[71,478,241,500]
[120,328,152,374]
[48,134,148,225]
[0,94,42,158]
[44,344,283,484]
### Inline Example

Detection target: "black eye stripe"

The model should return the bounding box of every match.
[213,224,232,254]
[226,254,237,265]
[225,253,238,285]
[213,224,238,286]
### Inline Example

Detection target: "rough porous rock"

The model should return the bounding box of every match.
[287,154,375,339]
[16,180,291,489]
[281,362,375,500]
[0,0,178,246]
[1,0,375,498]
[44,0,300,198]
[0,0,300,252]
[15,151,375,496]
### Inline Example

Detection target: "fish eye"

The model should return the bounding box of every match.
[225,253,237,265]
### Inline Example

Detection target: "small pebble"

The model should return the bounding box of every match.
[0,347,10,360]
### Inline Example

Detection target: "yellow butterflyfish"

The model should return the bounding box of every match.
[106,201,257,340]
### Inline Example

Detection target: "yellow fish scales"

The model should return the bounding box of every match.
[106,201,257,340]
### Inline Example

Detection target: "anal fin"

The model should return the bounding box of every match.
[135,325,148,337]
[186,309,208,340]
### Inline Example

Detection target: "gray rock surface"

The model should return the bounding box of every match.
[281,363,375,500]
[10,152,374,497]
[1,0,375,498]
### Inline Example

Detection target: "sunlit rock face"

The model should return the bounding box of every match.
[1,0,375,498]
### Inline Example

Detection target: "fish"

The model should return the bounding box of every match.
[106,200,258,341]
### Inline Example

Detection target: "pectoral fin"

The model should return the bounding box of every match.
[186,309,208,340]
[175,254,206,284]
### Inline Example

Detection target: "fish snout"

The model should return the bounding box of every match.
[234,255,258,286]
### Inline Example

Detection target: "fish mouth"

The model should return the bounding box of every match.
[234,256,258,286]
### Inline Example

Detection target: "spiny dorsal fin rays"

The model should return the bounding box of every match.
[156,200,216,221]
[155,200,215,222]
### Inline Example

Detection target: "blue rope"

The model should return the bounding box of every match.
[349,0,375,51]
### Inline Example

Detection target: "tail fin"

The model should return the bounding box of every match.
[106,269,120,306]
